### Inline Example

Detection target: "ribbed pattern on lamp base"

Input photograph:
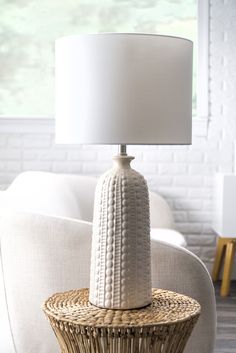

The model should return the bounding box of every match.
[89,155,151,309]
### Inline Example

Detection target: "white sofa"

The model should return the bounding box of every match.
[0,171,186,247]
[0,172,216,353]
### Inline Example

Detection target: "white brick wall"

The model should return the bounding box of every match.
[1,0,236,272]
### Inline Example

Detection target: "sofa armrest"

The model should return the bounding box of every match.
[151,228,187,247]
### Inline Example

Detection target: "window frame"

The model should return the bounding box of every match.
[193,0,209,136]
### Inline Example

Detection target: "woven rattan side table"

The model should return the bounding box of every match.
[43,288,200,353]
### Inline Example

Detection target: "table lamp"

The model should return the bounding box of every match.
[55,33,193,309]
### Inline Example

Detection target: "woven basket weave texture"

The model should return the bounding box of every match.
[43,288,200,353]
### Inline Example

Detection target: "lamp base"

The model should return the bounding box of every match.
[89,154,151,309]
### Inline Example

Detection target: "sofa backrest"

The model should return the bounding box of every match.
[1,171,174,228]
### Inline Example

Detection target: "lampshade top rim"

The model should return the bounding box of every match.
[56,32,193,44]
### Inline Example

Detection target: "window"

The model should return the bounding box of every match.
[0,0,207,122]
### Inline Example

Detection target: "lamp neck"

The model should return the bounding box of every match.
[114,145,134,169]
[113,155,134,169]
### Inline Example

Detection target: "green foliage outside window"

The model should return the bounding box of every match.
[0,0,197,117]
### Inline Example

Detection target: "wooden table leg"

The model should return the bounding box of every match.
[212,238,225,282]
[221,240,236,297]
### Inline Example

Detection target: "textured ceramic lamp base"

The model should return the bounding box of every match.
[89,155,151,309]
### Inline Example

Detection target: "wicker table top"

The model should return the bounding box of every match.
[43,288,201,328]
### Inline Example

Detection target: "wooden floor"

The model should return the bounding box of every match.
[214,281,236,353]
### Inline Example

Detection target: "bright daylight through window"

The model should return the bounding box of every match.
[0,0,197,117]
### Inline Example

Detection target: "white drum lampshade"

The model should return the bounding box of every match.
[55,33,193,309]
[55,33,192,145]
